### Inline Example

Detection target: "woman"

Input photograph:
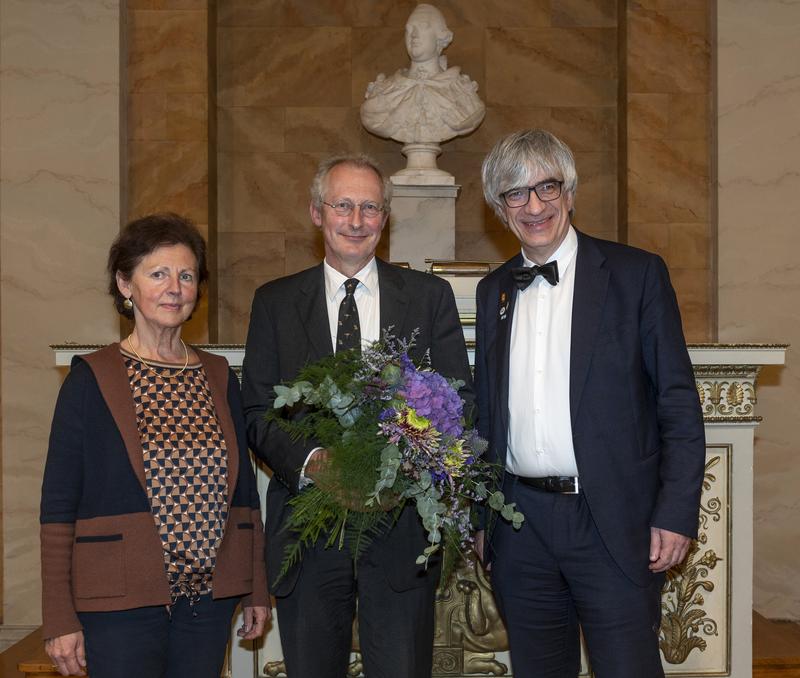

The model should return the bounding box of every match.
[40,213,269,677]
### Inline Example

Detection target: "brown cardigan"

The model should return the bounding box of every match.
[40,344,268,639]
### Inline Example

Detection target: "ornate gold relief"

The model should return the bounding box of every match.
[432,557,509,675]
[659,452,730,675]
[694,366,760,420]
[660,542,722,663]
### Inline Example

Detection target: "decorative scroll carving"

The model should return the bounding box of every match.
[658,457,723,665]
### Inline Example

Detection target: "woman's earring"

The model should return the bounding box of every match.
[123,297,133,310]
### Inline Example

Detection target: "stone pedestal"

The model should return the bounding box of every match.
[388,181,459,271]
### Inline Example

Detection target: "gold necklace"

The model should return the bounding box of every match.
[126,334,189,376]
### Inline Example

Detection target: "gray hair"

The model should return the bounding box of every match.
[310,154,392,213]
[481,129,578,223]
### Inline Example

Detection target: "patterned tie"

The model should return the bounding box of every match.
[336,278,361,353]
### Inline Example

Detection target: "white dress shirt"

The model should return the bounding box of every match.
[323,257,381,351]
[507,226,579,478]
[301,258,381,487]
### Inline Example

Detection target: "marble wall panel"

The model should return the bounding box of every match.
[628,139,708,224]
[166,92,208,140]
[668,267,709,344]
[627,5,710,94]
[216,152,320,233]
[718,0,800,620]
[483,0,550,27]
[128,140,209,224]
[217,107,286,154]
[486,28,618,107]
[626,0,712,341]
[127,5,210,340]
[128,9,207,93]
[572,150,618,237]
[284,108,365,153]
[627,222,670,261]
[218,28,352,108]
[218,231,286,342]
[552,0,618,27]
[1,0,121,624]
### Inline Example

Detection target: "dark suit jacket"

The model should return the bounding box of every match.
[475,231,705,586]
[242,258,473,596]
[40,344,268,639]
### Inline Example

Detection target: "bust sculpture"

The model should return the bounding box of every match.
[360,4,485,179]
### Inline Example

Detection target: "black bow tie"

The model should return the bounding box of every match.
[512,261,559,289]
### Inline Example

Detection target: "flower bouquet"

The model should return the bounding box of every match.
[268,330,523,584]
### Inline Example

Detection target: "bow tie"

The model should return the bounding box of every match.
[512,261,559,289]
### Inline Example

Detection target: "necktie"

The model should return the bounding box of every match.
[511,261,559,290]
[336,278,361,353]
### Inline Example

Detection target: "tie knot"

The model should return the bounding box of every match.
[344,278,359,296]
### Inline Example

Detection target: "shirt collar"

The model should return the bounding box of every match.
[323,257,378,302]
[521,225,578,273]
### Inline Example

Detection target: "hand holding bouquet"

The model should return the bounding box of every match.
[268,330,523,584]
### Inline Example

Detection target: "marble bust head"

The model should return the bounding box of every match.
[360,3,485,150]
[405,4,452,72]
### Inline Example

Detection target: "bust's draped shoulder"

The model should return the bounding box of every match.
[361,66,485,143]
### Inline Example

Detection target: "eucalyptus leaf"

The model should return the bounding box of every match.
[488,491,505,511]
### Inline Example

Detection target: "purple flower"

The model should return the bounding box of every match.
[399,366,464,437]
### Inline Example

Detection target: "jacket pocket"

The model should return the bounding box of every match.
[73,534,126,599]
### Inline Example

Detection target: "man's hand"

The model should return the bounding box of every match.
[45,631,86,676]
[649,527,692,573]
[304,448,331,485]
[237,605,271,640]
[306,448,397,511]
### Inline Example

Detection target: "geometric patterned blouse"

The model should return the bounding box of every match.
[123,351,229,604]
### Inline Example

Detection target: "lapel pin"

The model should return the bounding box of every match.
[499,291,509,320]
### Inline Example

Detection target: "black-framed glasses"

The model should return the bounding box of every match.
[322,199,385,219]
[500,180,563,208]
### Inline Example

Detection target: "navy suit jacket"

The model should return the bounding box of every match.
[242,258,473,596]
[475,231,705,586]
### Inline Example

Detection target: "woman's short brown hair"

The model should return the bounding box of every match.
[108,213,209,319]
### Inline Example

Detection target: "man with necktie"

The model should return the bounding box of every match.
[474,129,705,677]
[241,154,472,678]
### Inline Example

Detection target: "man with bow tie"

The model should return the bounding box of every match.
[474,129,705,677]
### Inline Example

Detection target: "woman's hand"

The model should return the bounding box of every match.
[237,605,271,640]
[45,631,86,676]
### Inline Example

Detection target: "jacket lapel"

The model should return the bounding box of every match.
[377,259,410,338]
[298,263,334,359]
[496,256,522,440]
[569,232,609,423]
[82,344,148,492]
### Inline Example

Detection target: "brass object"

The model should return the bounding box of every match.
[428,261,495,276]
[264,660,286,676]
[432,556,509,675]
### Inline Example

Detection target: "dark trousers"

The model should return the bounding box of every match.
[78,594,239,678]
[491,476,665,678]
[276,539,437,678]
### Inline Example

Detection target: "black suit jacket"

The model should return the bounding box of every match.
[475,231,705,586]
[242,258,473,596]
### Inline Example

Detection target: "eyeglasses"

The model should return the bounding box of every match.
[322,200,385,219]
[500,180,563,208]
